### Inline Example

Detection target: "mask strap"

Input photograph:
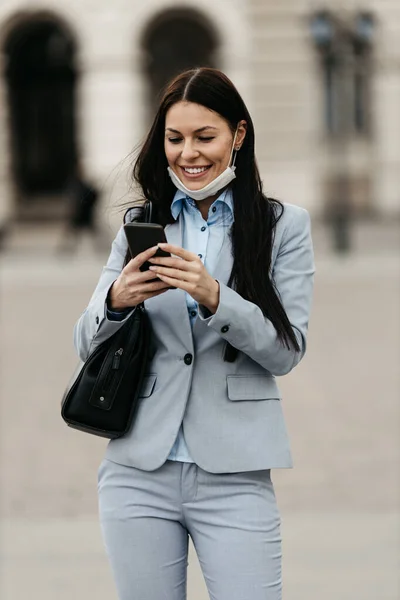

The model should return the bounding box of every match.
[231,149,238,168]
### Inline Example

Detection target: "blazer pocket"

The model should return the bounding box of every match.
[138,374,157,398]
[226,375,281,401]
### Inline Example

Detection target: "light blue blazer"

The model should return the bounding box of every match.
[74,202,315,473]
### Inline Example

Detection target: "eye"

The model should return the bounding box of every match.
[168,137,182,144]
[198,136,215,142]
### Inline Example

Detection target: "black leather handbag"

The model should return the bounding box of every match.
[61,202,153,439]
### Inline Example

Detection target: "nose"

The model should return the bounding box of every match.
[181,140,199,162]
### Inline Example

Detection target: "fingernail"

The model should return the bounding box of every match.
[158,243,167,248]
[149,266,156,271]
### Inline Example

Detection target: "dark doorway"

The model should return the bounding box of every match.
[142,9,219,115]
[4,17,77,208]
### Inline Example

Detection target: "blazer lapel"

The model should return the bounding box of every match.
[211,228,234,287]
[162,219,194,350]
[163,220,233,350]
[192,229,234,345]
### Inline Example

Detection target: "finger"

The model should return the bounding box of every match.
[157,243,199,262]
[134,268,167,283]
[134,286,170,305]
[148,256,194,271]
[153,272,192,293]
[149,266,196,282]
[127,246,159,270]
[120,267,161,286]
[138,279,173,293]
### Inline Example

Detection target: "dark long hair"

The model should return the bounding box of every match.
[132,67,299,353]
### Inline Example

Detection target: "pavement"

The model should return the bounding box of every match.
[0,219,399,599]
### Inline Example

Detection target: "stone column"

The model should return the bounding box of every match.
[373,66,400,217]
[76,12,141,235]
[247,0,320,214]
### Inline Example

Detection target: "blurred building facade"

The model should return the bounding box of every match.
[0,0,399,234]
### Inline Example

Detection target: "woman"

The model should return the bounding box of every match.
[74,67,315,600]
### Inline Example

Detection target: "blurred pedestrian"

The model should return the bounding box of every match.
[58,166,106,254]
[73,67,315,599]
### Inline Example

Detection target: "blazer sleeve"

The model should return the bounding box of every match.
[73,225,135,361]
[199,206,315,375]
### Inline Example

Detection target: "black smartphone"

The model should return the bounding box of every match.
[123,223,171,272]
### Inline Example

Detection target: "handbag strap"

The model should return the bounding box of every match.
[119,200,154,313]
[142,200,153,224]
[123,200,154,267]
[123,200,153,226]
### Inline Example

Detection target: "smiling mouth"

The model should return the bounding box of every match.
[180,165,212,175]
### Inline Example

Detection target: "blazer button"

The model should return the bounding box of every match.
[221,325,229,333]
[95,316,99,325]
[184,353,193,365]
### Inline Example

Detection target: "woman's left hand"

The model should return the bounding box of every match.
[148,243,220,314]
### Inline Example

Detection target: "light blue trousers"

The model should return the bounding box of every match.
[98,459,282,600]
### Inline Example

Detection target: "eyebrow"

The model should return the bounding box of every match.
[165,126,218,134]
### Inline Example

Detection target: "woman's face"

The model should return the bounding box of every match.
[164,101,246,191]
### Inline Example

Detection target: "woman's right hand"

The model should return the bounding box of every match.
[108,246,172,310]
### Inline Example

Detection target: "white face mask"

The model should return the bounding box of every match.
[167,128,239,202]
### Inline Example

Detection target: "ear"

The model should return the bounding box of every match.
[235,120,247,150]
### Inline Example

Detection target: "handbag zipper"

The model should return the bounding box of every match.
[112,348,124,370]
[102,348,124,391]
